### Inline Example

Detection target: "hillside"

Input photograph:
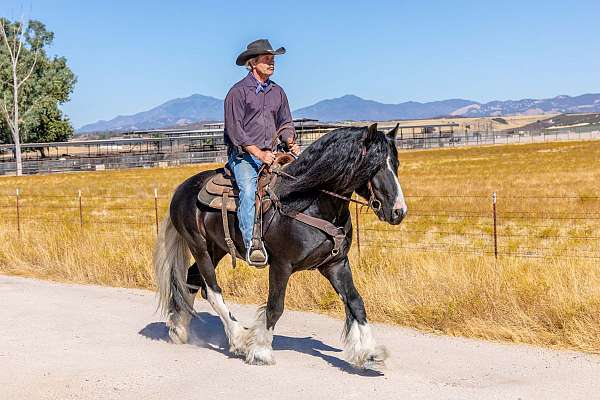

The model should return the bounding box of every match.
[78,94,223,133]
[78,92,600,133]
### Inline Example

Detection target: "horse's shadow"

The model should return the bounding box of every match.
[139,312,383,376]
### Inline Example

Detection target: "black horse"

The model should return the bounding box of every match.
[154,123,407,368]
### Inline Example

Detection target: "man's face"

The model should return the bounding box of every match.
[253,54,275,77]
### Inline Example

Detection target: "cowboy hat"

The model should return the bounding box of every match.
[235,39,286,66]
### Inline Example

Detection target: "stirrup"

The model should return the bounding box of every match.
[246,240,268,268]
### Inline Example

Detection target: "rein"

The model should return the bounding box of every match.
[270,167,381,212]
[268,124,382,212]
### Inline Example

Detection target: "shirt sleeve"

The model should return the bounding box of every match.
[224,87,251,153]
[276,89,296,143]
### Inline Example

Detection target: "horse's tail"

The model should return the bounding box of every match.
[153,215,194,317]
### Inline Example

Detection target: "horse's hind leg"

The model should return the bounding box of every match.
[186,262,207,299]
[319,258,389,369]
[189,247,248,355]
[167,268,196,344]
[167,262,206,344]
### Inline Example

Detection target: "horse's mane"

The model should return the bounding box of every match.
[274,126,388,211]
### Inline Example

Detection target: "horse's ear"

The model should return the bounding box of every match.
[364,123,378,146]
[387,123,399,140]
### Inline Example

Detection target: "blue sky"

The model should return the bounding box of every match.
[3,0,600,128]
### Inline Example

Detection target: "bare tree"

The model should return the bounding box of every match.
[0,17,39,176]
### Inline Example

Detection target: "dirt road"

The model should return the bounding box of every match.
[1,275,598,399]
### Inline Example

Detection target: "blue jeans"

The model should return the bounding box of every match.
[228,151,263,248]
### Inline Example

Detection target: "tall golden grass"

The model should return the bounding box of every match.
[1,140,600,354]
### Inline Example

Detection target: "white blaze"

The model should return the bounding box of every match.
[387,156,407,213]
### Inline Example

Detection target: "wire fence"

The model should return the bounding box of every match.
[1,189,599,261]
[2,125,599,175]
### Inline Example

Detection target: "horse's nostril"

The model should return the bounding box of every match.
[393,208,403,219]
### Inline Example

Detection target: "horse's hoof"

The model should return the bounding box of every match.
[228,325,249,356]
[348,345,389,369]
[245,347,275,366]
[363,345,389,369]
[168,326,188,344]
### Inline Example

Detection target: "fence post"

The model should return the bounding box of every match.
[78,190,83,228]
[154,188,159,235]
[354,200,361,261]
[492,192,498,259]
[16,188,21,237]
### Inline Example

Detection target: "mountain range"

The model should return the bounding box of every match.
[78,93,600,133]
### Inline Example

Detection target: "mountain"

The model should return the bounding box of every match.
[78,94,223,132]
[468,94,600,117]
[293,93,600,121]
[78,92,600,133]
[293,95,475,121]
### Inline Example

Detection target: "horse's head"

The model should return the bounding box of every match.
[356,123,407,225]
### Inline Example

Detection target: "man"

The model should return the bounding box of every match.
[224,39,300,267]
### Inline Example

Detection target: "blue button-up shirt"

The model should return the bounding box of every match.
[224,72,295,153]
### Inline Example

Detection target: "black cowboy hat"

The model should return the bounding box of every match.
[235,39,286,66]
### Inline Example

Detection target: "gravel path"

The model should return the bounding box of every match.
[1,274,598,399]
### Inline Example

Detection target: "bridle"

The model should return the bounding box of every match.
[272,167,379,209]
[269,123,384,213]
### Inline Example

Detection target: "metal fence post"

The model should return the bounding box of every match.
[78,190,83,228]
[492,192,498,259]
[154,188,159,235]
[16,188,21,237]
[354,200,361,261]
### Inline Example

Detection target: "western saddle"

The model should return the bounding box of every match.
[197,153,295,267]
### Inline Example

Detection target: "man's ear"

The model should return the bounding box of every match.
[387,123,399,140]
[364,123,378,147]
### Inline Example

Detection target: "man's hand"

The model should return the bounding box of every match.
[243,145,275,165]
[258,150,275,165]
[287,141,300,156]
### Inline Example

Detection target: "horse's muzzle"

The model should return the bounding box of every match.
[390,207,406,225]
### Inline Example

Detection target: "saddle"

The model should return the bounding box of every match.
[197,153,295,212]
[197,169,240,212]
[196,153,295,268]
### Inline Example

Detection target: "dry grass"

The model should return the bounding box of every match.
[1,140,600,354]
[350,113,555,131]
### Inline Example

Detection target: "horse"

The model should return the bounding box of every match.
[154,123,407,369]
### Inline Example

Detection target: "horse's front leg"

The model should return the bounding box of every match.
[244,264,291,365]
[319,257,389,369]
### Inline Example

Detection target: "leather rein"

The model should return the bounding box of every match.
[270,167,381,213]
[268,122,382,213]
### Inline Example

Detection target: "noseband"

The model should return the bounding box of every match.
[367,181,382,212]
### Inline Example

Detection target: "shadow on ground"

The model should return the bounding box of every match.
[139,312,383,376]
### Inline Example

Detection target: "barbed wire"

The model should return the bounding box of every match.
[1,192,599,260]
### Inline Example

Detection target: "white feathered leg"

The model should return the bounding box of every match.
[167,309,192,344]
[205,287,248,354]
[166,290,195,344]
[242,306,275,365]
[342,320,389,369]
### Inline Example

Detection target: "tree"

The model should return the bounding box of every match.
[0,17,76,173]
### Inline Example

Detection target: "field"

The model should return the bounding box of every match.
[352,113,555,131]
[1,139,600,354]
